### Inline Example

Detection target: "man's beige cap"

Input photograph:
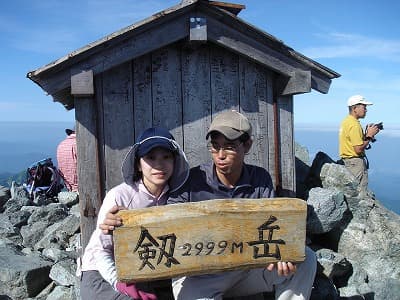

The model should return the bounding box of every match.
[206,110,252,140]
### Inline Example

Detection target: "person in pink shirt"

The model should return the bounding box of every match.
[56,127,78,192]
[80,127,190,300]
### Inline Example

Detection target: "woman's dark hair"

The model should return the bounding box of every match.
[132,156,142,182]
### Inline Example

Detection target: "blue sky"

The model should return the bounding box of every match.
[1,0,399,128]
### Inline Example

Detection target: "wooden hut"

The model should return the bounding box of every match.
[28,0,340,250]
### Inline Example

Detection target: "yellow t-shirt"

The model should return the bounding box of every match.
[339,115,364,158]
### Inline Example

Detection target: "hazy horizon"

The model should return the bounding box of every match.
[1,121,398,214]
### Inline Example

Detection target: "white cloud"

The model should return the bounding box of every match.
[302,32,400,62]
[332,76,400,92]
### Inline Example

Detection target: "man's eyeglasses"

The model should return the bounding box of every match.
[207,142,242,154]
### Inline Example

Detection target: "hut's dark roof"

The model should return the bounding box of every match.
[27,0,340,110]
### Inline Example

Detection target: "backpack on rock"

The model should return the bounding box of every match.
[24,158,65,199]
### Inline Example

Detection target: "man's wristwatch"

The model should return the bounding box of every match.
[364,136,373,141]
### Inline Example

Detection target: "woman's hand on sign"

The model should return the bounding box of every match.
[267,261,297,276]
[99,205,125,235]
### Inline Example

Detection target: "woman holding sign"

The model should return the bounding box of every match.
[80,127,189,300]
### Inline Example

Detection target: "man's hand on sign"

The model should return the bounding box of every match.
[99,205,125,234]
[267,261,297,276]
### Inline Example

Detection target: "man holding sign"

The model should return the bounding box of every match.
[167,110,316,300]
[102,110,316,300]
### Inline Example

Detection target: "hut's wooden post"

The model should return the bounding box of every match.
[72,70,103,251]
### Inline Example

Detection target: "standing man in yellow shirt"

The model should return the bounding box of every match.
[339,95,381,198]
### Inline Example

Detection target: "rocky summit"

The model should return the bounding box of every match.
[299,148,400,300]
[0,147,399,300]
[0,187,81,300]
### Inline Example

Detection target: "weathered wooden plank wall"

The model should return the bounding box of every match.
[133,54,152,135]
[77,42,295,249]
[182,45,211,167]
[152,46,184,146]
[276,95,295,196]
[266,74,277,187]
[95,76,106,202]
[239,57,274,180]
[102,63,135,191]
[210,46,239,113]
[93,41,295,197]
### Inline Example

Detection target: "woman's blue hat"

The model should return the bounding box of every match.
[136,127,177,157]
[121,127,189,192]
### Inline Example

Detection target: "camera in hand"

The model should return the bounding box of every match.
[375,122,384,130]
[365,122,383,143]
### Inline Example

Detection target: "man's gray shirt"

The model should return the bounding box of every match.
[168,162,275,204]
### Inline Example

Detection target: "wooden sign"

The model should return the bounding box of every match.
[114,198,306,282]
[71,70,94,97]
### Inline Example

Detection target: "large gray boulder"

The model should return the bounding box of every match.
[0,243,52,299]
[0,214,22,244]
[19,204,69,249]
[57,192,79,207]
[304,151,336,189]
[50,259,79,287]
[337,200,400,299]
[307,187,348,235]
[315,247,352,287]
[46,285,77,300]
[34,215,80,251]
[295,143,311,199]
[320,163,358,198]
